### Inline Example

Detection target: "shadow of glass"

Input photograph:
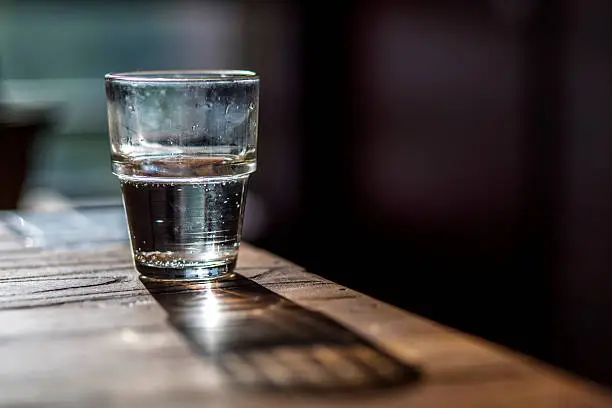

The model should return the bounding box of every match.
[142,273,421,395]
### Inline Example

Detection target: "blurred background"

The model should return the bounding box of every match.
[1,0,612,388]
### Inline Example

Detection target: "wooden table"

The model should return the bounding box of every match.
[0,207,610,407]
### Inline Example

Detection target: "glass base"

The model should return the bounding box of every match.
[135,259,236,282]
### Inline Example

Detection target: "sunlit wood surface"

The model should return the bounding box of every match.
[0,208,610,407]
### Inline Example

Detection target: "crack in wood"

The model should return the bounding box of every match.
[30,277,128,294]
[0,260,131,271]
[0,266,134,282]
[0,289,151,311]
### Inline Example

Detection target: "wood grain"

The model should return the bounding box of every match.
[0,209,611,407]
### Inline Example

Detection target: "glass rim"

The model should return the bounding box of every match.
[105,69,258,83]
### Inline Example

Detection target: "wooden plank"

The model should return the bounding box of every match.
[0,212,611,407]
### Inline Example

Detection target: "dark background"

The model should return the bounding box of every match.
[1,0,611,388]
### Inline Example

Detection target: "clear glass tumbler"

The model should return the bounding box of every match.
[105,70,259,280]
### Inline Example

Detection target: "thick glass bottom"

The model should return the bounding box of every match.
[135,258,237,281]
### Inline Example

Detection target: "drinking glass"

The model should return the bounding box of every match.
[105,70,259,280]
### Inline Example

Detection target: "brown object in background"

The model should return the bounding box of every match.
[0,104,55,210]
